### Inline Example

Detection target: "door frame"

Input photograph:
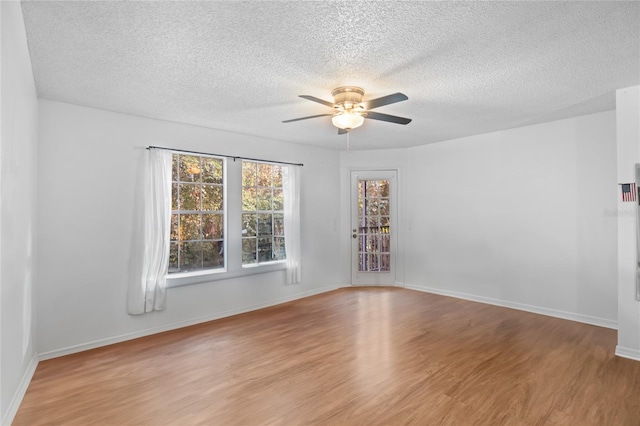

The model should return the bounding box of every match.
[350,169,399,286]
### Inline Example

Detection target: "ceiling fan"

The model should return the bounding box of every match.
[283,86,411,134]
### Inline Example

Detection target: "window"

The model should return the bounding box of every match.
[169,154,224,274]
[242,161,286,265]
[167,154,290,284]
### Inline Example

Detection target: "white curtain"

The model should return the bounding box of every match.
[283,165,302,284]
[127,148,173,314]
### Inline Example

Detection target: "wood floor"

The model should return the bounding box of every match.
[13,287,640,425]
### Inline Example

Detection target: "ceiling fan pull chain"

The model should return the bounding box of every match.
[346,131,350,152]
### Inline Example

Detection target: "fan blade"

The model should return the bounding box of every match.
[338,128,348,135]
[299,95,336,108]
[282,113,333,123]
[362,93,408,110]
[364,111,412,125]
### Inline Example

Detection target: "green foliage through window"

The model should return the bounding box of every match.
[242,161,286,264]
[169,154,224,273]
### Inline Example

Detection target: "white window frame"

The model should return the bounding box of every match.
[167,156,285,288]
[241,160,287,267]
[169,153,226,275]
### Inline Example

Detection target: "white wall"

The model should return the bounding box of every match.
[402,111,618,327]
[616,85,640,360]
[337,113,618,328]
[0,2,39,423]
[36,100,342,357]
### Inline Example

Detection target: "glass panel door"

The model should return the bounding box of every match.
[351,171,397,286]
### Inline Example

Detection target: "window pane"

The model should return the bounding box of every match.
[180,184,201,211]
[172,155,179,181]
[170,214,179,241]
[203,214,223,240]
[273,237,286,260]
[258,237,272,262]
[380,234,390,252]
[380,254,391,272]
[242,187,257,211]
[366,200,379,216]
[363,253,370,270]
[257,187,272,210]
[202,185,223,211]
[180,241,203,271]
[364,181,374,197]
[179,155,201,182]
[172,183,178,210]
[242,238,257,264]
[367,235,379,252]
[201,158,223,184]
[242,162,257,186]
[169,242,178,272]
[273,165,282,187]
[365,180,381,197]
[180,214,201,241]
[366,216,380,229]
[258,213,273,236]
[273,189,283,210]
[257,163,272,186]
[242,213,257,237]
[273,213,284,236]
[380,181,390,197]
[379,199,389,215]
[203,241,224,269]
[369,254,379,271]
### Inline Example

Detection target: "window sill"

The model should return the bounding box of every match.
[166,261,286,288]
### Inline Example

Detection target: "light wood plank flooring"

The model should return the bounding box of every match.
[13,287,640,425]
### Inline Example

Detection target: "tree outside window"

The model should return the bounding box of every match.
[242,161,286,265]
[169,154,224,273]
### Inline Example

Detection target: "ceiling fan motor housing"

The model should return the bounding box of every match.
[332,86,364,109]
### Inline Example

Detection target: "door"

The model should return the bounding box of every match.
[351,170,397,286]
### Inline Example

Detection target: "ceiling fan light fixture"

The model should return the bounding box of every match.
[283,86,411,133]
[332,111,364,130]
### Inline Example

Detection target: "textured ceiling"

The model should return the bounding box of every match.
[20,1,640,151]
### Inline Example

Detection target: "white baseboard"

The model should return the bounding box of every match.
[39,285,339,361]
[615,345,640,361]
[2,354,38,426]
[405,283,618,330]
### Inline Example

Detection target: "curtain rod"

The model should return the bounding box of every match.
[146,146,303,167]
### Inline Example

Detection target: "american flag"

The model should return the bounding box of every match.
[621,183,636,202]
